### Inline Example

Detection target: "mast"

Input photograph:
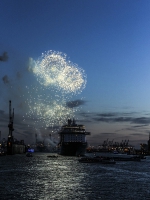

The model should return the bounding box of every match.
[7,100,14,155]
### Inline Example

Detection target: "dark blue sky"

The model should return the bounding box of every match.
[1,0,150,147]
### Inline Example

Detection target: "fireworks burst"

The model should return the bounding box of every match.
[29,50,86,94]
[26,50,87,128]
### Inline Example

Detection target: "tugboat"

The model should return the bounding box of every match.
[58,119,90,156]
[78,156,116,164]
[26,152,33,157]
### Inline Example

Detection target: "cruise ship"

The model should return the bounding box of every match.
[58,119,90,156]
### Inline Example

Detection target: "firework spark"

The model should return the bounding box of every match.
[26,50,87,128]
[29,50,86,94]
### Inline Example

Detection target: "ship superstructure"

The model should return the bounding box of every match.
[58,118,90,156]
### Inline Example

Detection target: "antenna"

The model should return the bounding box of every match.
[13,108,14,120]
[9,100,11,124]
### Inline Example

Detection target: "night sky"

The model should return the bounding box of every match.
[1,0,150,148]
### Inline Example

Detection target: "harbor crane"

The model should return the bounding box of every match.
[7,100,15,155]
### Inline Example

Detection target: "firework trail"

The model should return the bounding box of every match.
[26,50,87,128]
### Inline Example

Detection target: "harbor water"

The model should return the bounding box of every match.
[0,153,150,200]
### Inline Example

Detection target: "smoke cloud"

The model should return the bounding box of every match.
[0,52,8,62]
[66,99,86,108]
[2,75,10,84]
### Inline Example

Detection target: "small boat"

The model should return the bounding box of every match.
[113,156,141,161]
[139,155,146,159]
[47,155,58,158]
[113,150,119,154]
[78,157,100,163]
[26,152,33,157]
[101,159,116,164]
[78,156,116,164]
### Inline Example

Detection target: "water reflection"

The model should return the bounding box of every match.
[0,153,150,199]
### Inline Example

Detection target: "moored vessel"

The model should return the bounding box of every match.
[78,156,116,164]
[58,119,90,156]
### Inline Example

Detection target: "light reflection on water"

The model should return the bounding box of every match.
[0,153,150,200]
